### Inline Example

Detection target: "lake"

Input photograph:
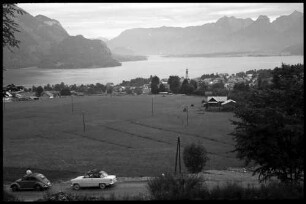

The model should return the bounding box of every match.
[3,55,304,88]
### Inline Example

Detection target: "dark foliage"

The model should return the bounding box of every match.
[60,87,71,96]
[180,79,195,95]
[167,75,181,94]
[35,86,44,97]
[231,63,304,183]
[151,76,160,94]
[120,77,150,87]
[147,173,207,200]
[2,4,24,51]
[159,83,166,92]
[183,143,209,173]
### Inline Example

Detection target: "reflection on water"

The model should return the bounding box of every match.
[3,55,303,88]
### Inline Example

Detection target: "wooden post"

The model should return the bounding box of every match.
[82,112,85,133]
[151,96,153,116]
[71,95,74,112]
[175,137,178,174]
[175,136,181,174]
[186,106,188,126]
[178,137,181,174]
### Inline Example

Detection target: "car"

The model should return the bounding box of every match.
[70,169,117,190]
[10,173,52,191]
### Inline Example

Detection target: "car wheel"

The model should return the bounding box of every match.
[11,185,18,192]
[73,184,80,190]
[34,185,42,191]
[99,183,106,189]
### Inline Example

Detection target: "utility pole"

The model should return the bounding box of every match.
[186,106,188,126]
[151,95,154,116]
[82,111,85,133]
[175,136,181,174]
[71,95,74,112]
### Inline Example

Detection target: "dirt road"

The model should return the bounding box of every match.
[4,181,148,201]
[4,170,261,201]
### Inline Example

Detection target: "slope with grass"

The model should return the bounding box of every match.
[3,94,244,182]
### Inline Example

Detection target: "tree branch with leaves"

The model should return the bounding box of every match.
[3,4,24,51]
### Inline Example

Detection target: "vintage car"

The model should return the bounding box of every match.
[10,173,52,191]
[70,169,117,190]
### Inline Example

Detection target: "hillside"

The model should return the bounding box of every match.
[108,11,303,56]
[3,7,120,69]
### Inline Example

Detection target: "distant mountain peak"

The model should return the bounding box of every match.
[35,14,61,26]
[216,16,236,23]
[290,10,303,17]
[256,15,270,23]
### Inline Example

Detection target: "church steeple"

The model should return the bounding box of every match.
[186,68,189,80]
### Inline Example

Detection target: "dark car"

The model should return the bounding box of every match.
[10,173,52,191]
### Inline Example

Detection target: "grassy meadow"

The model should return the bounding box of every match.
[3,94,245,182]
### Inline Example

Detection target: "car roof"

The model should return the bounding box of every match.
[24,173,46,178]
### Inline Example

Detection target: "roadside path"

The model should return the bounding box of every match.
[4,170,261,201]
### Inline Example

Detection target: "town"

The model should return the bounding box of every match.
[3,68,273,111]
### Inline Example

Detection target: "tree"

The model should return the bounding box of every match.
[236,71,246,78]
[43,84,52,91]
[231,64,304,183]
[183,143,209,173]
[3,4,24,51]
[159,83,166,92]
[35,86,44,97]
[106,87,113,94]
[180,79,194,95]
[167,75,181,94]
[60,87,71,96]
[233,82,249,92]
[151,76,160,94]
[190,79,198,90]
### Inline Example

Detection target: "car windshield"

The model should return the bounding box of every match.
[99,171,108,177]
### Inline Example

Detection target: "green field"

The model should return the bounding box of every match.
[3,94,244,182]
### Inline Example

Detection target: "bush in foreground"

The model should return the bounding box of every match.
[147,173,207,200]
[39,191,148,201]
[183,143,209,173]
[205,181,304,200]
[3,190,21,202]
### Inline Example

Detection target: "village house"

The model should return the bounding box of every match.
[221,99,237,111]
[142,84,150,94]
[202,96,228,110]
[41,91,60,98]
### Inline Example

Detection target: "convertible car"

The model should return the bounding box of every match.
[70,169,117,190]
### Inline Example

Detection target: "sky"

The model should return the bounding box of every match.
[18,3,303,40]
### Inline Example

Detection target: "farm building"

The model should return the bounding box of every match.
[41,91,60,98]
[202,96,228,110]
[221,99,237,111]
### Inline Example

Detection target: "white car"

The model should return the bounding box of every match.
[70,170,117,190]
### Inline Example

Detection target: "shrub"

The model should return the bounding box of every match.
[60,87,71,96]
[41,191,105,201]
[183,143,209,173]
[35,86,44,97]
[206,181,304,200]
[147,173,207,200]
[3,190,21,202]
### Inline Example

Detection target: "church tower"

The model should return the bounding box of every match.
[185,68,189,80]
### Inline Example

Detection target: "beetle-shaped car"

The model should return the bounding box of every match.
[10,173,52,191]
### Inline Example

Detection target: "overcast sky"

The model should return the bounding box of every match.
[18,3,303,40]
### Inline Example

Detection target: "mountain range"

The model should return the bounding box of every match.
[107,11,303,56]
[3,9,303,69]
[3,8,121,69]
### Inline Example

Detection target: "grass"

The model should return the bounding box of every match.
[3,94,244,182]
